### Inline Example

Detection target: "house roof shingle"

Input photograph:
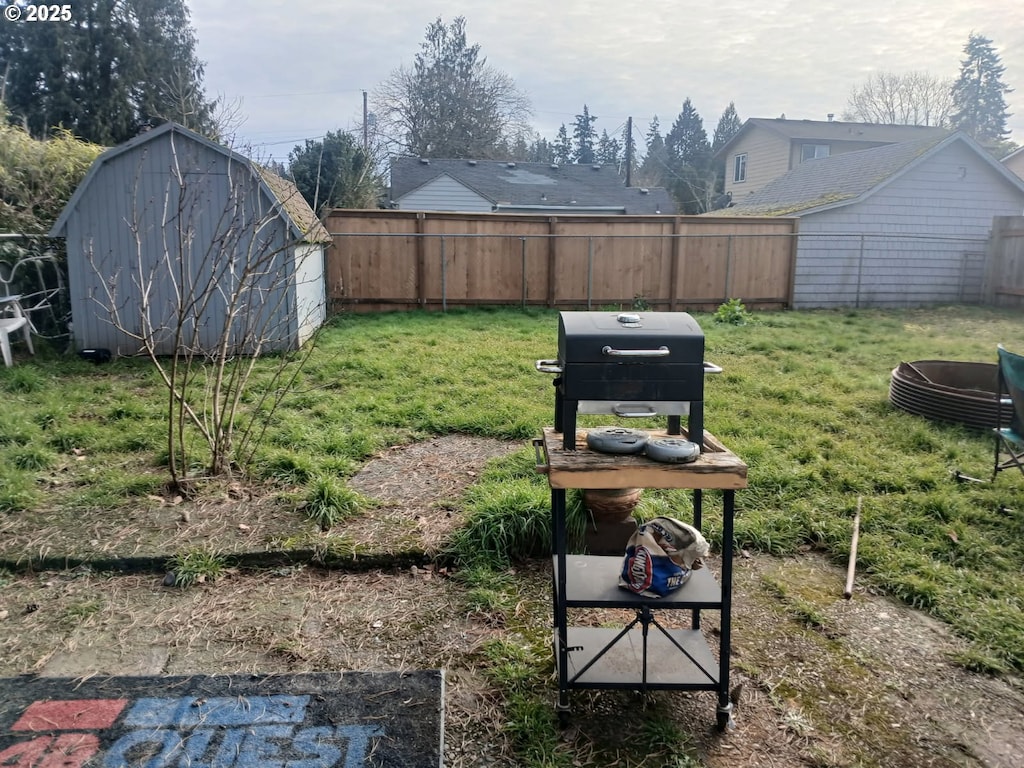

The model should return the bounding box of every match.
[714,117,950,159]
[390,157,675,214]
[720,132,1024,217]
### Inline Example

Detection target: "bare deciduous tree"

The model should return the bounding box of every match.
[842,71,953,126]
[84,136,324,491]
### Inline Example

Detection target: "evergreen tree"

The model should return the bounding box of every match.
[665,98,710,166]
[374,16,532,158]
[0,0,214,144]
[710,103,743,198]
[638,116,668,186]
[950,33,1012,142]
[572,105,598,164]
[596,129,621,165]
[712,102,743,151]
[288,130,382,213]
[664,99,713,214]
[554,124,572,165]
[528,137,556,164]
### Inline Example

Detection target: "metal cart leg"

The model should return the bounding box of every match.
[552,487,572,722]
[716,489,736,732]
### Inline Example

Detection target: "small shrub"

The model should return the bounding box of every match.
[167,548,226,588]
[714,297,755,325]
[632,294,652,311]
[303,475,365,530]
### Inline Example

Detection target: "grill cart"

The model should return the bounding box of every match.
[535,311,746,732]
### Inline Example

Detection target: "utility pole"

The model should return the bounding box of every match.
[362,90,369,153]
[625,116,633,187]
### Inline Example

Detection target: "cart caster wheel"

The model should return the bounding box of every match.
[557,710,571,728]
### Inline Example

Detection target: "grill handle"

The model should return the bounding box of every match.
[601,345,670,357]
[704,361,723,374]
[535,359,563,374]
[612,404,658,418]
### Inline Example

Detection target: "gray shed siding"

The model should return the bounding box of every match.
[397,174,493,212]
[792,141,1024,308]
[61,130,318,354]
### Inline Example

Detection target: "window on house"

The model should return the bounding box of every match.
[733,153,747,182]
[801,144,830,161]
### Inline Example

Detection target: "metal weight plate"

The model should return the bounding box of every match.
[585,427,650,454]
[645,437,701,463]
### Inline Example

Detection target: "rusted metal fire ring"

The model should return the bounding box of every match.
[888,360,1006,430]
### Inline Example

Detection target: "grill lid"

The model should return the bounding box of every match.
[558,311,704,363]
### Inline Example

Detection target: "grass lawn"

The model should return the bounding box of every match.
[1,304,1023,676]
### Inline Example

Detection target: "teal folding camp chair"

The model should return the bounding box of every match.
[993,345,1024,481]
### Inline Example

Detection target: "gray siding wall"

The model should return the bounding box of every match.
[792,142,1024,308]
[64,131,313,354]
[1004,151,1024,181]
[397,174,493,212]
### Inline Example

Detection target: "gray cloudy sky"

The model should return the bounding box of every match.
[191,0,1023,161]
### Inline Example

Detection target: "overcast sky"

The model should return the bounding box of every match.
[190,0,1023,162]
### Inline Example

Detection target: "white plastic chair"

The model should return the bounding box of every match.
[0,295,34,367]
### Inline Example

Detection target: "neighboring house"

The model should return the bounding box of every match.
[716,131,1024,308]
[716,117,949,200]
[389,157,675,214]
[1002,145,1024,180]
[50,123,331,356]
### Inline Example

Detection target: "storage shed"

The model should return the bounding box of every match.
[50,123,331,356]
[719,132,1024,308]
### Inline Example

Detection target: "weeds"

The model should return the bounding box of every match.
[713,297,754,325]
[167,548,226,588]
[443,449,586,570]
[303,474,366,530]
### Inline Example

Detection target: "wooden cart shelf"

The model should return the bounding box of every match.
[541,425,745,731]
[537,427,748,490]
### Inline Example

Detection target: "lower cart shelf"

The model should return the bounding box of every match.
[558,626,719,689]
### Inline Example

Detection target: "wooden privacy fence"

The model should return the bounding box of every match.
[323,211,798,312]
[987,216,1024,309]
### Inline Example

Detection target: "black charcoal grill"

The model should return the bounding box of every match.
[536,311,720,450]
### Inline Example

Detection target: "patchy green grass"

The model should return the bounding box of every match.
[1,305,1024,679]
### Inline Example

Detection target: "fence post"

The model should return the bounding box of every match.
[982,217,1006,306]
[441,235,447,312]
[416,213,426,307]
[669,217,681,311]
[855,234,865,309]
[547,218,558,308]
[520,237,528,309]
[724,235,734,301]
[587,236,594,310]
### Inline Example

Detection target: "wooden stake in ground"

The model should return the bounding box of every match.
[844,496,863,599]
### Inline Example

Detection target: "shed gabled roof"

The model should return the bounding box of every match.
[50,122,330,243]
[390,157,675,214]
[721,132,1024,217]
[714,117,950,159]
